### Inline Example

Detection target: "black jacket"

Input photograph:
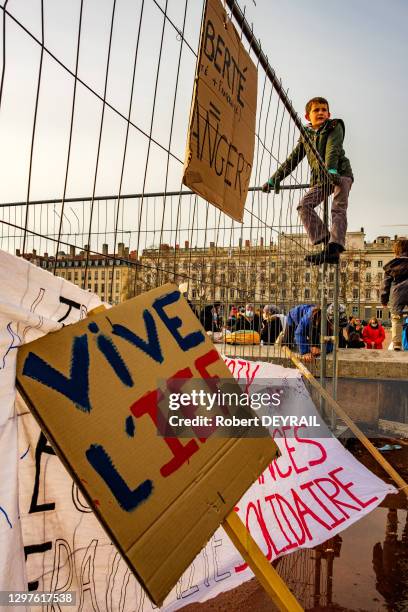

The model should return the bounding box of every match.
[381,256,408,313]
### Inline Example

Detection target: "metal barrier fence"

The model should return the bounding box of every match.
[0,0,339,413]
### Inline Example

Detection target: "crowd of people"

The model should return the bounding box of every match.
[177,236,408,356]
[178,284,408,357]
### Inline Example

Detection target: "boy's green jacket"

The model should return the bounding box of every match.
[270,119,353,186]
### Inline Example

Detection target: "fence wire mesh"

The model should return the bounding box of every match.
[0,0,338,367]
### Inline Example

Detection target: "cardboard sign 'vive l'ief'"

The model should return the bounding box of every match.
[16,283,278,605]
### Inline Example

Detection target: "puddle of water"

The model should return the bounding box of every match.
[276,500,408,611]
[326,504,408,611]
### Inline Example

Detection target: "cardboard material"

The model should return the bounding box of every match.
[183,0,258,223]
[16,283,277,605]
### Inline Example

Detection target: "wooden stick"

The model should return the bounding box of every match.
[223,511,304,612]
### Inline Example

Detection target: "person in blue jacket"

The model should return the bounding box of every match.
[282,304,315,350]
[284,302,347,360]
[402,316,408,350]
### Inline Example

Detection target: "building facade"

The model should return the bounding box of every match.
[20,230,405,321]
[20,243,137,305]
[137,230,405,321]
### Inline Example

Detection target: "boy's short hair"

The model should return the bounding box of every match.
[305,97,330,114]
[393,238,408,257]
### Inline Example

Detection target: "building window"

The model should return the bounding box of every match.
[376,308,383,319]
[378,261,383,267]
[365,289,371,299]
[377,272,383,282]
[366,261,371,267]
[94,271,98,280]
[354,261,359,267]
[352,306,359,316]
[329,289,334,299]
[353,272,359,282]
[365,273,371,282]
[353,288,359,299]
[304,288,310,299]
[305,272,310,283]
[230,288,235,299]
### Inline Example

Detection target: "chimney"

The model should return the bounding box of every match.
[245,239,250,248]
[260,237,264,247]
[16,248,21,257]
[238,237,242,248]
[70,245,76,257]
[210,241,215,248]
[102,243,108,255]
[32,249,37,257]
[360,227,364,233]
[125,246,129,258]
[175,244,179,250]
[44,252,48,258]
[118,242,125,257]
[184,240,189,249]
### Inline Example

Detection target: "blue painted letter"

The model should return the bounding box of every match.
[23,334,91,412]
[109,310,163,363]
[153,290,204,352]
[86,444,153,511]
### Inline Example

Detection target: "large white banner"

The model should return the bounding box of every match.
[0,249,396,610]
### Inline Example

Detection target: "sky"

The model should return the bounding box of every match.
[243,0,408,240]
[0,0,407,254]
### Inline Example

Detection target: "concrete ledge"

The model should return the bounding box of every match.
[220,344,408,380]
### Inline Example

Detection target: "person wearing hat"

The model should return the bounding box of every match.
[260,305,284,345]
[292,302,347,360]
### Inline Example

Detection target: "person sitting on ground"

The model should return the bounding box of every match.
[293,302,347,361]
[354,318,364,338]
[347,331,365,349]
[260,305,283,345]
[225,306,238,330]
[262,97,353,265]
[233,303,261,333]
[380,238,408,351]
[199,303,221,332]
[345,315,356,341]
[362,317,385,349]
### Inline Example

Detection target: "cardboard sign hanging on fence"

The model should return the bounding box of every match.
[183,0,258,223]
[16,283,277,606]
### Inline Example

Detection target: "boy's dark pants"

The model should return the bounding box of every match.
[297,177,353,248]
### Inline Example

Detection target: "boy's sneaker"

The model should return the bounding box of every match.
[304,243,343,266]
